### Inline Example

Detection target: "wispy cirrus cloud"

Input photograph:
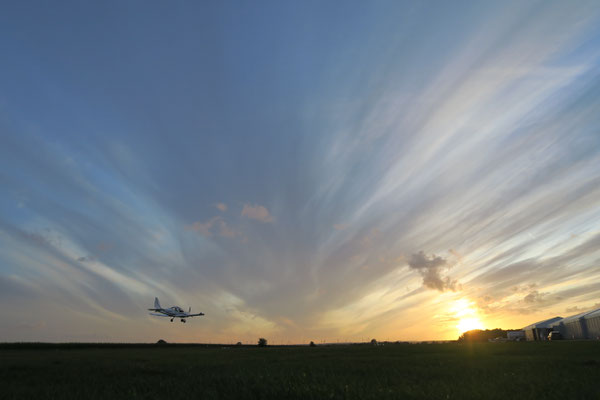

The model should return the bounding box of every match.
[189,216,241,239]
[0,1,599,343]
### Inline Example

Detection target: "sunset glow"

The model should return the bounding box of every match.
[457,318,484,335]
[1,2,600,343]
[450,299,485,335]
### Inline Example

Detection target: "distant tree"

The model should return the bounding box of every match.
[156,339,167,345]
[458,329,508,342]
[309,341,316,347]
[236,342,242,346]
[370,339,377,345]
[258,338,268,347]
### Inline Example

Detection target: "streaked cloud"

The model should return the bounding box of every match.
[0,1,599,342]
[189,216,241,239]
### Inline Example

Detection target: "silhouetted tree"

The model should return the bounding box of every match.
[309,341,316,347]
[236,342,242,346]
[258,338,268,347]
[370,339,377,345]
[458,329,508,342]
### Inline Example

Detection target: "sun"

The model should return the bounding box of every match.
[457,317,484,334]
[450,299,485,334]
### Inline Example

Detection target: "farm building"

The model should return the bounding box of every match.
[507,330,525,341]
[522,316,563,341]
[584,309,600,339]
[554,307,600,340]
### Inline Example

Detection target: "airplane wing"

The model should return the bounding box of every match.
[149,313,171,317]
[187,313,205,317]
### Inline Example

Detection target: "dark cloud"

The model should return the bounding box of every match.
[408,251,460,292]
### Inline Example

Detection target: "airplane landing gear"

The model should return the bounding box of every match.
[170,318,174,322]
[181,319,186,323]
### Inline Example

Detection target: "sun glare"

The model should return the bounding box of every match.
[457,317,484,334]
[451,299,485,335]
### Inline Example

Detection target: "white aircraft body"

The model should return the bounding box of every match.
[148,297,204,323]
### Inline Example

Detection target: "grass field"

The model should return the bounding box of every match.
[1,341,599,399]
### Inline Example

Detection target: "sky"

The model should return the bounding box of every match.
[1,1,600,343]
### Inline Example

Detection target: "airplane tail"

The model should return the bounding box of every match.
[154,297,161,309]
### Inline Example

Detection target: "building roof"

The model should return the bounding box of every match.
[584,308,600,320]
[561,307,600,324]
[522,316,563,330]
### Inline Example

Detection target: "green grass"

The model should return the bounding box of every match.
[1,342,599,399]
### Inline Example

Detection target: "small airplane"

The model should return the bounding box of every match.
[148,297,204,323]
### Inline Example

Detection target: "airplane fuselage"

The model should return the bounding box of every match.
[148,298,204,323]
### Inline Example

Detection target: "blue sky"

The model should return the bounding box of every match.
[1,1,600,342]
